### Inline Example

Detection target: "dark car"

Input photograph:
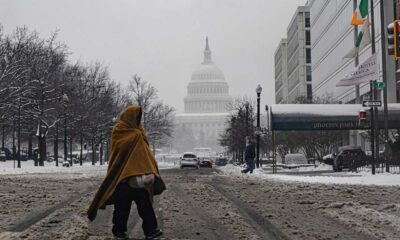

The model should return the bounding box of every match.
[1,148,12,160]
[322,153,334,165]
[0,150,5,161]
[199,158,213,168]
[215,157,228,166]
[333,146,367,172]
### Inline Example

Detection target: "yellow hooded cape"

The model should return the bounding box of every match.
[87,106,166,221]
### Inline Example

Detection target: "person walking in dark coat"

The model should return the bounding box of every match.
[242,136,256,174]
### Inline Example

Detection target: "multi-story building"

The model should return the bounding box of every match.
[274,39,288,104]
[309,0,398,148]
[310,0,397,104]
[274,5,311,104]
[397,0,400,20]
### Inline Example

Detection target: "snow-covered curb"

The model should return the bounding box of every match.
[217,164,400,186]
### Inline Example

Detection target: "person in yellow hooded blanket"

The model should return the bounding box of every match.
[87,106,166,239]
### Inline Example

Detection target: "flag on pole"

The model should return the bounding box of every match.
[337,53,378,87]
[351,0,369,25]
[343,19,372,59]
[358,19,371,50]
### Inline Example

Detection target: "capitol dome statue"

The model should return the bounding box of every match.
[174,38,233,152]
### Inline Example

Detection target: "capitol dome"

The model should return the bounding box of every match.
[184,37,232,114]
[190,37,226,82]
[174,37,233,152]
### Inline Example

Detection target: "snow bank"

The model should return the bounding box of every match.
[217,164,400,186]
[0,160,107,176]
[0,158,177,176]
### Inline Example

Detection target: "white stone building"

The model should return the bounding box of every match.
[174,38,233,152]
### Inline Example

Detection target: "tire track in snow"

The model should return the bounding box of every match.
[208,181,291,240]
[167,184,235,240]
[8,186,97,232]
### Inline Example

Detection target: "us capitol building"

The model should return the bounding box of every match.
[174,38,233,152]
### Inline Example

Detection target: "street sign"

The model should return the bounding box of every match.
[362,100,382,107]
[372,81,386,90]
[362,93,371,101]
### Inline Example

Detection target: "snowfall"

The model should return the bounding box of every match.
[1,159,399,186]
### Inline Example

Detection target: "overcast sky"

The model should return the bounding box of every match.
[1,0,306,113]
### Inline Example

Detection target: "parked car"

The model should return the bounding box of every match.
[284,153,308,165]
[0,150,6,161]
[322,153,334,165]
[333,145,367,172]
[215,157,228,166]
[261,157,273,165]
[61,160,71,167]
[0,148,12,160]
[199,158,213,168]
[180,152,199,169]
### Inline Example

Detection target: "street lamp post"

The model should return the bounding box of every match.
[1,124,5,151]
[63,93,69,166]
[256,84,262,168]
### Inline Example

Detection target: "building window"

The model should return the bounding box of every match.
[305,30,311,46]
[306,48,311,64]
[305,12,310,28]
[307,84,312,99]
[306,66,312,82]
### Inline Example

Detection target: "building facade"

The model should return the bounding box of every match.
[275,39,288,104]
[310,0,397,104]
[309,0,398,148]
[174,38,232,152]
[274,6,312,104]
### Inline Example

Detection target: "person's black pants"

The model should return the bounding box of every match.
[112,182,158,236]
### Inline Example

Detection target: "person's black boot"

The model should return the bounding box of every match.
[112,230,128,239]
[145,229,163,239]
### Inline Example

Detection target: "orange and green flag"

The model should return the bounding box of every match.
[351,0,369,25]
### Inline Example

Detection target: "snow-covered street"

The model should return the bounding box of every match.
[1,162,400,239]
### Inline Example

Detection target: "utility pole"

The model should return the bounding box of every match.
[256,85,262,168]
[1,124,5,151]
[17,97,21,168]
[54,122,58,167]
[380,0,390,172]
[63,93,69,165]
[354,0,361,104]
[370,0,377,175]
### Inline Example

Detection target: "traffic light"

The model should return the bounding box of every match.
[359,110,367,121]
[387,20,400,59]
[359,109,367,127]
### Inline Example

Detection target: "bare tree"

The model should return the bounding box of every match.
[219,97,255,163]
[127,75,175,150]
[0,25,127,168]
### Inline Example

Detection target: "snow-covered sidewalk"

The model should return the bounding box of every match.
[0,159,177,176]
[217,164,400,186]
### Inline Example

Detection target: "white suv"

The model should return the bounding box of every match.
[180,152,199,169]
